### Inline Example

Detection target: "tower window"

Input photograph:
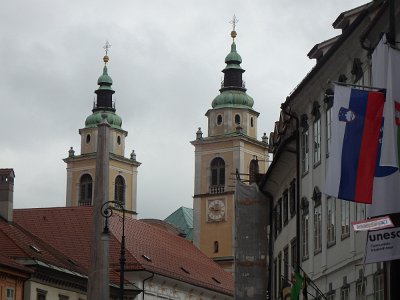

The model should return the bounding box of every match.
[86,134,91,144]
[79,174,93,206]
[213,241,219,253]
[249,159,259,184]
[235,114,241,125]
[251,117,254,127]
[117,136,121,145]
[217,114,223,125]
[211,157,225,186]
[114,175,126,205]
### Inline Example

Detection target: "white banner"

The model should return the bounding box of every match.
[352,216,393,231]
[365,227,400,264]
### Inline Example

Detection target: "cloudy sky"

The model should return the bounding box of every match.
[1,0,367,219]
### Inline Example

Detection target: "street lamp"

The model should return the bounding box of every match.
[101,200,126,300]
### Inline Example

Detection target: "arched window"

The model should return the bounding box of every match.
[217,114,223,125]
[249,159,259,184]
[235,114,241,125]
[114,175,126,205]
[79,174,93,206]
[211,157,225,186]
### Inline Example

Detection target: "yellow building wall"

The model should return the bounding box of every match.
[194,135,268,266]
[65,157,136,213]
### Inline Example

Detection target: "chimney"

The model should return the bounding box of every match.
[0,169,15,222]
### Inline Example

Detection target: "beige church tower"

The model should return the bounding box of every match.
[191,25,269,272]
[64,50,140,216]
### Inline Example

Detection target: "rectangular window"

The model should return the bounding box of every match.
[341,287,350,300]
[37,289,47,300]
[374,272,384,300]
[327,197,336,246]
[289,180,296,217]
[278,252,282,293]
[291,239,297,270]
[6,288,14,300]
[356,203,366,221]
[283,191,288,225]
[341,201,350,238]
[313,119,321,164]
[327,294,335,300]
[314,204,322,253]
[356,280,366,300]
[283,246,289,285]
[302,214,309,259]
[301,130,309,173]
[326,107,332,154]
[277,199,282,234]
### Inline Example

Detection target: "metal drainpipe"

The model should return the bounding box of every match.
[142,272,154,300]
[260,189,274,300]
[280,103,301,272]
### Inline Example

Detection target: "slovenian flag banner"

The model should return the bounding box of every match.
[369,35,400,217]
[325,85,385,203]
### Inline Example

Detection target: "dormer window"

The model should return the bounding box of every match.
[217,114,223,125]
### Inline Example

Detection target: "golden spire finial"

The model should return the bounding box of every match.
[103,41,111,65]
[230,14,239,40]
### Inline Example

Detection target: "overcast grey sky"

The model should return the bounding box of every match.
[1,0,367,219]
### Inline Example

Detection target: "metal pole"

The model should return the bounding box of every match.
[101,201,126,300]
[120,207,126,300]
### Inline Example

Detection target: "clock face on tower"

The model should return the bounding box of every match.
[207,199,226,222]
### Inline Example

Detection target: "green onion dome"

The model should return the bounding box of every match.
[85,111,122,129]
[212,90,254,109]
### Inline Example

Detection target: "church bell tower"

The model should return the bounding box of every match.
[64,45,141,216]
[191,21,269,272]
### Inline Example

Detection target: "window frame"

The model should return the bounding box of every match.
[210,157,226,187]
[79,174,93,205]
[327,196,336,246]
[114,175,126,205]
[301,129,309,173]
[314,203,322,254]
[313,118,321,165]
[341,201,350,239]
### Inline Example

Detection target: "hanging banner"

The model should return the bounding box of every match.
[365,227,400,264]
[352,216,394,231]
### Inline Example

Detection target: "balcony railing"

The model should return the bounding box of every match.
[78,200,92,206]
[209,185,225,195]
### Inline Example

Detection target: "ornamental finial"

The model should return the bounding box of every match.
[230,14,239,40]
[103,41,111,65]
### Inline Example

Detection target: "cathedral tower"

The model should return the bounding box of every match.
[64,48,140,216]
[191,23,269,272]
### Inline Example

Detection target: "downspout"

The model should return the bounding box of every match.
[142,272,154,300]
[260,189,274,299]
[280,101,301,273]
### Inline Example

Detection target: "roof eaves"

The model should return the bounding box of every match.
[285,4,371,105]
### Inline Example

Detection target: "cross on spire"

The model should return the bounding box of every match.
[103,41,111,55]
[230,14,239,32]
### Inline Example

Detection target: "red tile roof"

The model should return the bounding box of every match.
[13,206,233,296]
[0,253,32,274]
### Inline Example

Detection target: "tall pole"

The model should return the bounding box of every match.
[101,200,126,300]
[88,116,110,300]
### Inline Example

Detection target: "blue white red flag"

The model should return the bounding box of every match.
[325,85,385,204]
[369,35,400,216]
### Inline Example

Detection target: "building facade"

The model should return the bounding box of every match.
[261,1,399,299]
[192,28,269,272]
[63,55,140,216]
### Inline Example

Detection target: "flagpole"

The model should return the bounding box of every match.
[329,81,384,91]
